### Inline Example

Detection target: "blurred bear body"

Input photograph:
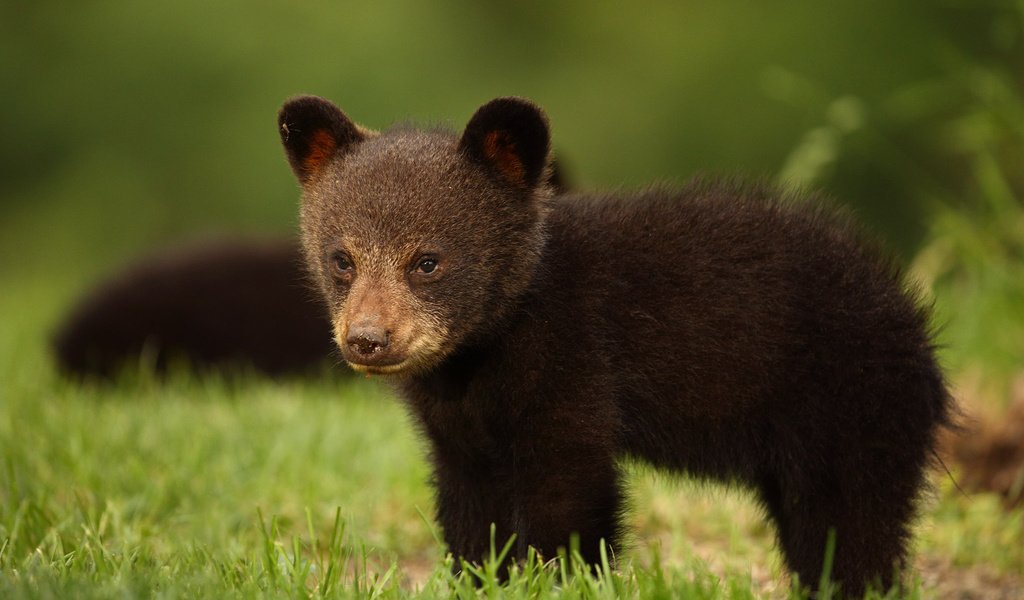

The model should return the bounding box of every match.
[53,237,335,378]
[279,95,952,595]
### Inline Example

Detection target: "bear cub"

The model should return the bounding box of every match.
[278,95,952,595]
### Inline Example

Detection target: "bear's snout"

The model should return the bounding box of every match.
[346,322,390,357]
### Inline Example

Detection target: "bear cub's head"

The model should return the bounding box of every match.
[279,96,552,376]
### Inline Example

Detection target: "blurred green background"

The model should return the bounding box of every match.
[0,0,1021,378]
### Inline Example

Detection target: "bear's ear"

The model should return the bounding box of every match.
[459,97,550,189]
[278,96,367,184]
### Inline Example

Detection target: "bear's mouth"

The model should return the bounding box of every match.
[338,346,411,374]
[345,359,412,376]
[334,327,448,377]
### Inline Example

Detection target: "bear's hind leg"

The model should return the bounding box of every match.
[758,467,920,597]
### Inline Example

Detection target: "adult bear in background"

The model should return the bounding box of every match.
[279,94,952,596]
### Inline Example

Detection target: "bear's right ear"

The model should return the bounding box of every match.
[278,96,367,184]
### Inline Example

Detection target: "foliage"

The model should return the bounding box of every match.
[772,2,1024,392]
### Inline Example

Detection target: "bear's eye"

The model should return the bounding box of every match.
[331,252,354,277]
[415,257,439,274]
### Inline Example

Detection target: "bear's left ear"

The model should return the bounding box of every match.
[459,97,551,189]
[278,95,368,185]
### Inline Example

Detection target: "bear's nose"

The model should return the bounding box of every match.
[346,324,389,356]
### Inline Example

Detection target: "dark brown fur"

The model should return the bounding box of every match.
[53,237,336,378]
[279,95,953,596]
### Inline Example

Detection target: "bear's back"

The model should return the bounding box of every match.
[516,180,939,475]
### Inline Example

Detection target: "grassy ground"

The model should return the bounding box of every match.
[1,246,1022,599]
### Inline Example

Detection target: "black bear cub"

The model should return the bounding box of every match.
[278,95,951,595]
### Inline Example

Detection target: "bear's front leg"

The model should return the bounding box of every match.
[432,458,517,568]
[508,426,624,567]
[431,428,623,574]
